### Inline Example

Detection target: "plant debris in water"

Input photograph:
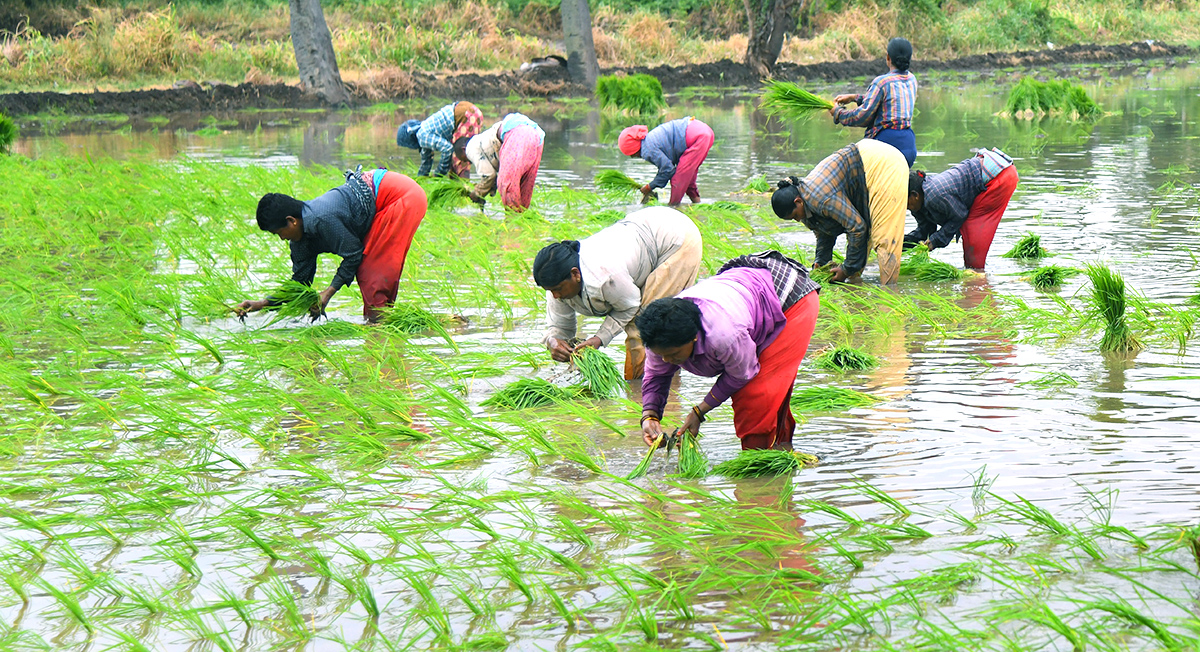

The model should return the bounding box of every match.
[1086,263,1144,354]
[482,378,577,410]
[760,81,835,121]
[899,244,964,281]
[1002,233,1050,260]
[595,74,667,115]
[814,346,880,371]
[1004,77,1102,119]
[1027,265,1079,290]
[712,449,819,478]
[791,386,879,412]
[573,347,625,399]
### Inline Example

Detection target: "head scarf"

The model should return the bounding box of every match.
[533,241,582,288]
[451,102,485,177]
[618,125,649,156]
[887,37,913,71]
[396,119,421,149]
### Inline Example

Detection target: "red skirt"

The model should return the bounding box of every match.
[732,291,820,450]
[960,165,1018,269]
[357,172,427,321]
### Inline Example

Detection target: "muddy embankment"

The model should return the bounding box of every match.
[0,41,1193,117]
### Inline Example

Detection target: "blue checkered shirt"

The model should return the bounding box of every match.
[416,103,456,176]
[910,156,987,250]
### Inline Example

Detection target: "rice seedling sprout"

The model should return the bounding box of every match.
[482,378,577,410]
[711,449,818,478]
[1002,233,1050,260]
[760,81,835,121]
[594,169,644,194]
[813,346,880,371]
[573,347,625,399]
[1027,265,1079,290]
[791,386,878,412]
[595,74,667,114]
[1086,263,1144,353]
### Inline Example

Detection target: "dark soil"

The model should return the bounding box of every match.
[0,41,1193,118]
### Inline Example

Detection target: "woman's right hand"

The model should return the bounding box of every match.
[642,418,664,447]
[833,94,857,105]
[234,299,269,317]
[547,337,574,362]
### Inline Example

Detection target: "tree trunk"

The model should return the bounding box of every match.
[289,0,350,105]
[560,0,599,88]
[744,0,799,77]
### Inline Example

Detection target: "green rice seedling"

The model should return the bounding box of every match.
[813,346,880,371]
[573,347,625,399]
[378,302,456,347]
[1085,598,1178,648]
[675,431,708,479]
[741,175,771,193]
[711,449,818,478]
[790,386,878,412]
[625,434,663,480]
[803,499,864,526]
[426,179,473,208]
[263,279,320,323]
[1002,233,1050,259]
[851,479,911,516]
[594,169,644,194]
[595,74,666,114]
[1018,371,1079,389]
[36,579,93,633]
[1087,263,1144,354]
[482,378,576,410]
[0,113,16,153]
[1027,265,1079,290]
[1004,77,1102,119]
[899,244,964,281]
[761,81,835,121]
[210,582,255,628]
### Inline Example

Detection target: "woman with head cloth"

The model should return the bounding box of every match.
[771,139,909,285]
[397,102,485,177]
[831,37,919,167]
[532,206,703,380]
[617,117,715,205]
[637,251,820,450]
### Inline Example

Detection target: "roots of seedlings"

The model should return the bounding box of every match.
[712,449,819,478]
[483,378,577,410]
[791,386,878,412]
[595,74,666,115]
[760,81,835,121]
[814,346,880,371]
[1086,263,1144,354]
[1027,265,1079,290]
[573,347,625,399]
[1002,233,1050,260]
[594,170,644,194]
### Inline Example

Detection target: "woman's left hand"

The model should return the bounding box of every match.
[572,336,603,354]
[830,265,850,283]
[682,405,706,436]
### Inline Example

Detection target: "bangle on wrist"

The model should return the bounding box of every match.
[691,405,706,423]
[640,414,660,426]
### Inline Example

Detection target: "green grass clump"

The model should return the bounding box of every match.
[626,435,662,480]
[0,113,16,153]
[760,81,835,121]
[712,449,818,478]
[1026,265,1079,290]
[814,346,880,371]
[378,303,455,346]
[899,244,963,281]
[596,74,666,115]
[741,175,771,193]
[1002,233,1050,260]
[594,170,643,194]
[791,386,879,412]
[482,378,576,410]
[676,431,707,479]
[1004,77,1102,119]
[265,280,319,323]
[1086,263,1144,354]
[573,347,625,399]
[426,180,472,208]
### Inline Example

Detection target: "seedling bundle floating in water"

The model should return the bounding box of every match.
[899,244,964,281]
[1002,233,1050,260]
[760,81,835,121]
[790,386,879,412]
[814,346,880,371]
[1026,265,1079,290]
[1086,263,1144,354]
[483,378,578,410]
[594,170,644,194]
[712,449,819,478]
[573,347,625,399]
[1004,77,1103,120]
[595,74,667,115]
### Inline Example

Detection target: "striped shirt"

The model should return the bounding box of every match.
[796,144,873,276]
[834,70,918,138]
[416,103,457,176]
[910,156,987,250]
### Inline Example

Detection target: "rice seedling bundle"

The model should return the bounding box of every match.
[1002,233,1050,260]
[0,112,16,153]
[814,346,880,371]
[482,378,576,410]
[595,74,667,115]
[790,386,878,412]
[741,175,771,193]
[264,280,319,323]
[760,81,835,121]
[899,245,963,281]
[675,431,707,479]
[712,449,819,478]
[1004,78,1102,119]
[573,347,625,399]
[626,434,662,480]
[1027,265,1079,290]
[594,170,644,194]
[426,180,472,208]
[1086,263,1144,354]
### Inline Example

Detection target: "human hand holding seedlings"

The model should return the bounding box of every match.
[309,286,336,321]
[640,185,656,204]
[572,336,603,355]
[681,403,708,436]
[829,265,851,283]
[834,94,858,105]
[641,414,664,447]
[468,190,486,206]
[233,299,270,317]
[547,337,574,362]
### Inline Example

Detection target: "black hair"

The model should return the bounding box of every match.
[636,298,703,350]
[532,240,581,288]
[887,37,912,72]
[908,169,926,200]
[256,193,304,231]
[770,176,802,219]
[453,136,471,162]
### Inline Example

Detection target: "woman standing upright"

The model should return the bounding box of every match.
[831,38,918,167]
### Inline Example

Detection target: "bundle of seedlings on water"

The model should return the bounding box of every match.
[1086,263,1144,354]
[426,180,473,208]
[1002,233,1050,260]
[741,175,771,193]
[378,303,455,346]
[790,386,879,412]
[263,280,320,323]
[1004,77,1102,119]
[482,378,577,410]
[595,74,667,114]
[626,434,663,480]
[899,244,963,281]
[675,430,708,479]
[0,112,16,153]
[814,346,880,371]
[1026,265,1079,290]
[573,347,625,399]
[594,170,644,194]
[712,449,818,478]
[760,81,835,121]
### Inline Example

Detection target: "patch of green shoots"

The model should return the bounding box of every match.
[1086,263,1144,354]
[1002,232,1050,260]
[378,302,455,346]
[594,169,643,194]
[790,386,878,412]
[482,378,577,410]
[573,347,625,399]
[264,279,319,323]
[760,81,835,121]
[425,179,473,208]
[1004,77,1102,119]
[813,346,880,371]
[711,449,818,478]
[595,74,667,114]
[899,244,963,281]
[1027,265,1079,290]
[741,175,771,193]
[0,112,16,153]
[675,431,707,479]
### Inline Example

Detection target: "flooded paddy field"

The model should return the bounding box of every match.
[1,61,1199,650]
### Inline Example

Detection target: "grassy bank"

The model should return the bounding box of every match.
[0,0,1198,92]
